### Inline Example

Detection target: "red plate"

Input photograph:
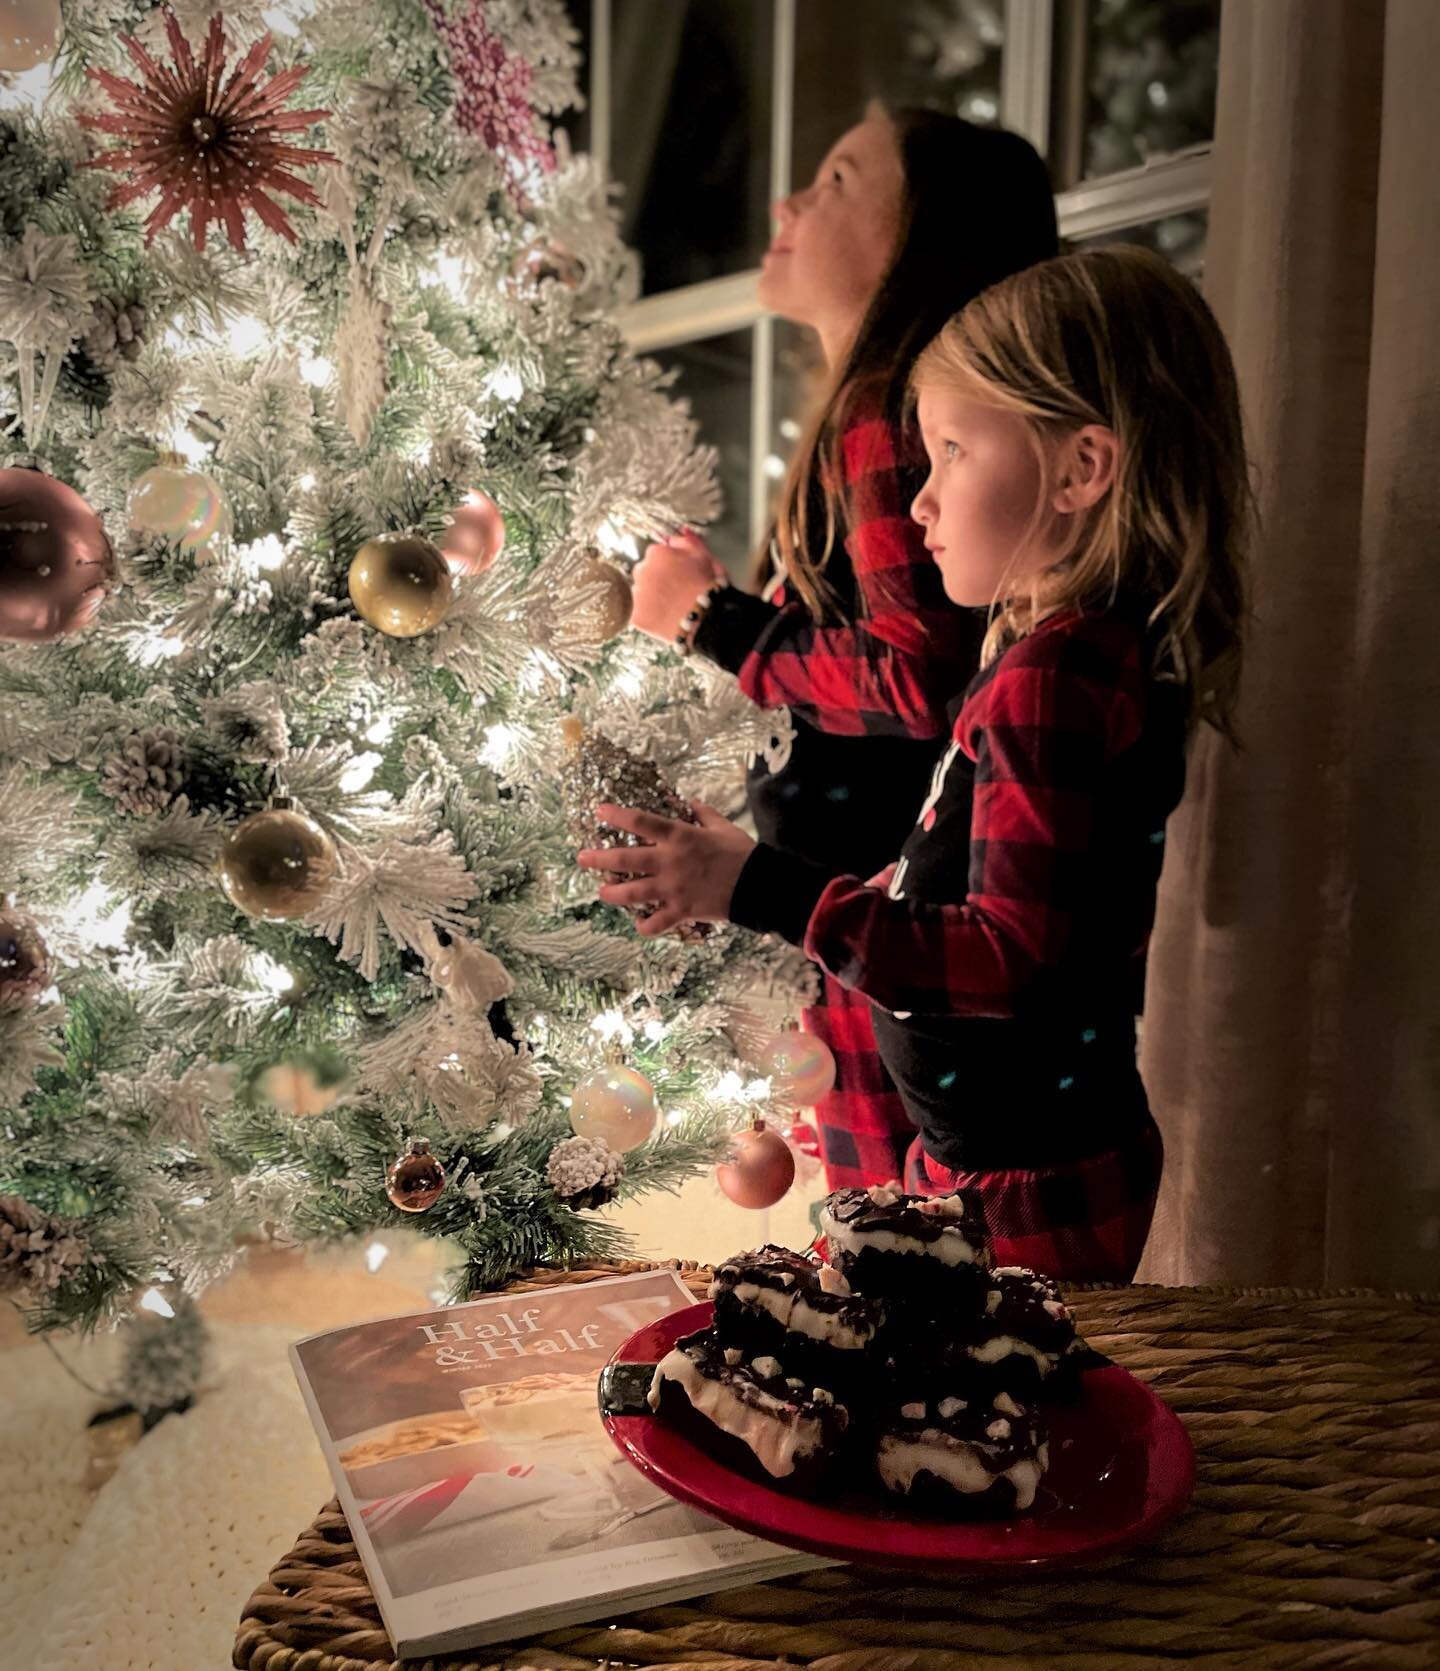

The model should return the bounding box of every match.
[603,1301,1193,1574]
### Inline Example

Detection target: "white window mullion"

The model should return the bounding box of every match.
[751,0,795,554]
[590,0,611,177]
[1056,146,1212,241]
[1001,0,1053,154]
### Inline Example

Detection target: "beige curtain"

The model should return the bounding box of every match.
[1140,0,1440,1289]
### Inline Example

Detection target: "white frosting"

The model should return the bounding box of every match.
[900,1401,926,1420]
[730,1281,872,1349]
[819,1207,982,1267]
[649,1349,821,1479]
[984,1288,1002,1314]
[877,1433,1048,1511]
[868,1184,902,1206]
[723,1347,742,1366]
[993,1391,1022,1416]
[968,1334,1053,1368]
[751,1355,783,1379]
[937,1396,967,1418]
[986,1418,1011,1439]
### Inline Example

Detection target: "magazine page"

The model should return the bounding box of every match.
[290,1269,822,1654]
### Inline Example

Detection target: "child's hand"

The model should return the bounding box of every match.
[630,531,727,641]
[577,802,754,936]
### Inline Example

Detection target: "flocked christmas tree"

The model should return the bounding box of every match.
[0,0,817,1360]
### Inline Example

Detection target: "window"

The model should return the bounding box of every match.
[577,0,1220,553]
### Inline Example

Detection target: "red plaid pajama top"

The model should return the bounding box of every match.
[730,606,1188,1187]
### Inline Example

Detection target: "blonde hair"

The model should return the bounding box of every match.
[911,245,1250,742]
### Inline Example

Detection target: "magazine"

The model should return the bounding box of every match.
[290,1269,828,1657]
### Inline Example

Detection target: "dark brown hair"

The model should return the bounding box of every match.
[764,107,1058,618]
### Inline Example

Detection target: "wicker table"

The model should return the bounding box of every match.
[234,1261,1440,1670]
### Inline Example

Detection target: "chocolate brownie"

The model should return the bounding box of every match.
[873,1387,1048,1515]
[709,1244,882,1388]
[818,1185,989,1301]
[648,1329,850,1494]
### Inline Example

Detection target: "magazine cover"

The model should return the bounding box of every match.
[290,1269,823,1656]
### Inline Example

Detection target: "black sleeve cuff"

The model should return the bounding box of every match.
[691,585,778,676]
[729,842,837,947]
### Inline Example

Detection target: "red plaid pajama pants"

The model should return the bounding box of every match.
[802,974,918,1192]
[902,1114,1164,1284]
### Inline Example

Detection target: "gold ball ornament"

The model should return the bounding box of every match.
[127,462,232,551]
[569,1064,658,1152]
[219,803,338,921]
[438,489,506,577]
[716,1118,796,1210]
[759,1029,837,1107]
[565,556,633,646]
[0,0,61,72]
[0,908,49,1011]
[386,1138,446,1213]
[348,533,454,637]
[0,467,115,642]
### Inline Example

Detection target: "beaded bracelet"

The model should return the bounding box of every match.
[674,582,725,655]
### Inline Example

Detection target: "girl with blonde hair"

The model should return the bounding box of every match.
[581,245,1250,1280]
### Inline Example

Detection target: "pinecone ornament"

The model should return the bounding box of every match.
[99,726,185,815]
[82,295,148,366]
[0,1194,89,1298]
[546,1134,626,1211]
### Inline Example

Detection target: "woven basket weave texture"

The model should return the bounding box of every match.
[233,1261,1440,1670]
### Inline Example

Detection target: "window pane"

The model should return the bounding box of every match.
[1065,0,1221,182]
[611,1,772,295]
[794,0,1003,185]
[652,330,755,579]
[1069,208,1209,281]
[766,317,826,532]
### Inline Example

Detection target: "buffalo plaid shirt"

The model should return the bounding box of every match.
[694,389,985,880]
[730,608,1189,1173]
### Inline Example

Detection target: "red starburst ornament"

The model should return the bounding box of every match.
[79,8,334,254]
[422,0,554,201]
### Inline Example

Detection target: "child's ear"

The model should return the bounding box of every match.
[1052,425,1119,513]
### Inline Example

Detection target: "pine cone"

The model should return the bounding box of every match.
[0,1194,89,1298]
[546,1134,625,1211]
[83,295,148,366]
[99,726,185,815]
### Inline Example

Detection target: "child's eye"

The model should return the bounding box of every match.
[943,440,961,462]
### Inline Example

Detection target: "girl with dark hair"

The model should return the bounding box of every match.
[629,106,1057,1191]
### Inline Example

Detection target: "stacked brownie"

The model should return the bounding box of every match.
[648,1184,1081,1516]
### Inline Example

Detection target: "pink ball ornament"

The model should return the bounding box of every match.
[759,1029,836,1107]
[716,1119,796,1210]
[438,489,506,577]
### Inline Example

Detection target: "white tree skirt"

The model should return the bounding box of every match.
[2,1325,333,1671]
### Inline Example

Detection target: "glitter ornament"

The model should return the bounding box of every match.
[438,489,505,577]
[219,802,337,921]
[79,9,335,253]
[421,0,554,201]
[559,717,711,944]
[127,461,231,551]
[716,1118,796,1210]
[759,1029,837,1107]
[569,1064,658,1152]
[563,556,632,646]
[348,533,453,637]
[546,1133,625,1210]
[431,935,513,1013]
[0,909,49,1011]
[0,0,61,73]
[385,1138,446,1213]
[0,467,115,643]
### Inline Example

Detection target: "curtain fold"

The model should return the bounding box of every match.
[1140,0,1439,1288]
